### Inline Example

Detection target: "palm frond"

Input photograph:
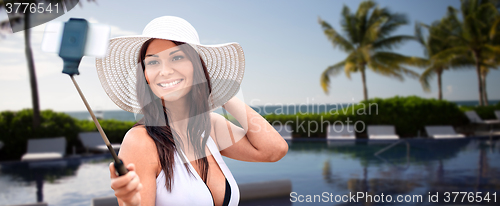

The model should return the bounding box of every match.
[318,17,355,52]
[414,22,427,46]
[368,60,404,81]
[363,17,387,44]
[320,61,346,93]
[484,44,500,54]
[489,17,500,39]
[377,13,408,38]
[341,5,358,43]
[344,60,357,79]
[432,46,470,63]
[372,35,415,50]
[419,66,439,92]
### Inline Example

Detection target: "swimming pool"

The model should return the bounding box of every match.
[1,138,499,205]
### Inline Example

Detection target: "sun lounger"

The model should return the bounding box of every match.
[367,125,399,140]
[327,124,356,140]
[465,111,500,137]
[79,132,121,153]
[425,126,465,139]
[465,111,500,124]
[273,125,292,140]
[21,137,66,161]
[495,110,500,120]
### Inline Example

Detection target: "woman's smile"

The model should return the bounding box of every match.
[157,79,184,90]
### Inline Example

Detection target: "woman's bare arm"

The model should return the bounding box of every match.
[212,97,288,162]
[111,126,159,206]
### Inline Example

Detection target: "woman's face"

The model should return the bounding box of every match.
[144,39,194,103]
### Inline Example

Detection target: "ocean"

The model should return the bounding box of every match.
[64,100,499,122]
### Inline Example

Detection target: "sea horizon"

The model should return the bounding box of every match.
[62,99,500,122]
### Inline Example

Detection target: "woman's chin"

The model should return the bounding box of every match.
[160,95,181,102]
[159,91,185,103]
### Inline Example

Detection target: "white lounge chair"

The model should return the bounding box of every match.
[465,111,500,137]
[327,125,355,140]
[79,132,121,153]
[495,110,500,120]
[21,137,66,161]
[367,125,399,140]
[273,125,292,140]
[425,126,465,139]
[465,111,500,124]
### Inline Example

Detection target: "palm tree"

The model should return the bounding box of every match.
[480,20,500,105]
[318,1,425,101]
[414,17,474,100]
[433,0,500,106]
[0,0,94,128]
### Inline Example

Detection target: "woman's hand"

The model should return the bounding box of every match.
[110,163,143,206]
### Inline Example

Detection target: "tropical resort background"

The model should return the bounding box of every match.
[1,0,500,205]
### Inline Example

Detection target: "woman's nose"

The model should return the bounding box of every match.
[159,63,175,76]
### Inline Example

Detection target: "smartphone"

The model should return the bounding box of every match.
[41,21,110,57]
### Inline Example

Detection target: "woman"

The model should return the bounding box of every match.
[96,16,289,206]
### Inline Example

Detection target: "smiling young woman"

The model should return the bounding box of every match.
[96,16,289,206]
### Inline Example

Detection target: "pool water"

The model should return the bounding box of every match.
[1,138,499,206]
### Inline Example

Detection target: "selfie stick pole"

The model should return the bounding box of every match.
[59,18,128,176]
[69,76,128,175]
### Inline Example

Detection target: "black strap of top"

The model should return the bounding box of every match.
[222,178,231,206]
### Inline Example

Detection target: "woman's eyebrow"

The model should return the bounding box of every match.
[169,49,180,55]
[145,49,180,57]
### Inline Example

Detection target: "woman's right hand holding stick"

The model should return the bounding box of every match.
[110,163,143,206]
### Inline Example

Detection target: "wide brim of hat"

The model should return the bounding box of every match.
[95,35,245,114]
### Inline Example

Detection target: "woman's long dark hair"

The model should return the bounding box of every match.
[134,38,212,191]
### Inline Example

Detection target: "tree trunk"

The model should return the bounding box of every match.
[24,12,40,128]
[437,69,443,100]
[473,51,484,106]
[360,65,368,101]
[481,71,488,106]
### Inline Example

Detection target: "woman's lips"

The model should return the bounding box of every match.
[157,79,183,89]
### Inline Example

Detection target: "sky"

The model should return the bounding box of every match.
[0,0,499,112]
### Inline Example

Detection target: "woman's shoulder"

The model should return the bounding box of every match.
[122,126,157,150]
[120,126,160,171]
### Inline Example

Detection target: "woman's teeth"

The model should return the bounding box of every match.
[159,79,182,88]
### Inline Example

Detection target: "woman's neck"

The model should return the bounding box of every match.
[163,95,191,147]
[163,95,190,122]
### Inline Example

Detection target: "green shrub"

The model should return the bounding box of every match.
[0,109,80,160]
[264,96,468,138]
[78,119,136,143]
[0,109,136,161]
[355,96,468,137]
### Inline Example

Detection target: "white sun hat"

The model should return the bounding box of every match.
[95,16,245,114]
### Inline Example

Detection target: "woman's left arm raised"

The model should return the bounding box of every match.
[211,97,288,162]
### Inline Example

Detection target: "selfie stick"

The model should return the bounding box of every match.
[58,18,128,176]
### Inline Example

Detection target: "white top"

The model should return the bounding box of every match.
[155,135,240,206]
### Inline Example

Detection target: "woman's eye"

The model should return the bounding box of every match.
[172,55,184,61]
[146,60,159,65]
